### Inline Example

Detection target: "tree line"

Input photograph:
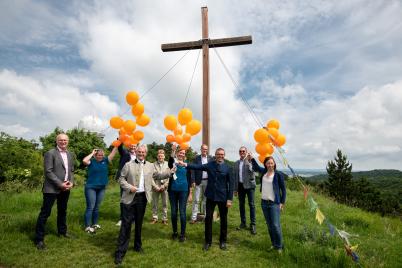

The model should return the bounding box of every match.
[0,128,197,192]
[305,149,401,217]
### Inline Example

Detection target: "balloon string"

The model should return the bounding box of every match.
[100,48,195,135]
[212,47,264,128]
[183,49,201,109]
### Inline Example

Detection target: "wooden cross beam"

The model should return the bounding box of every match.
[161,6,252,148]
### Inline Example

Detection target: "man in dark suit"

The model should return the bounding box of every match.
[190,144,212,223]
[115,143,137,226]
[233,146,257,235]
[178,148,234,251]
[34,133,74,250]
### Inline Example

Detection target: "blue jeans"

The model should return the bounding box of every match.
[169,191,188,235]
[238,183,256,226]
[84,186,106,227]
[261,199,283,249]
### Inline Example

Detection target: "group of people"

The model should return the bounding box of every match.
[33,133,286,266]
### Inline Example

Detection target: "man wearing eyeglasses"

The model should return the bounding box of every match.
[234,146,256,235]
[177,148,234,251]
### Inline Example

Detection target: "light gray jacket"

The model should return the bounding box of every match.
[233,158,256,191]
[152,161,171,190]
[119,160,154,205]
[42,148,75,194]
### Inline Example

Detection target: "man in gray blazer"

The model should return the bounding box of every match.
[233,146,257,235]
[34,133,74,250]
[115,144,171,265]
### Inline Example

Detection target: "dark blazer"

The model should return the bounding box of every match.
[251,158,286,205]
[191,154,213,185]
[115,144,134,180]
[186,161,234,202]
[167,156,192,193]
[42,148,74,194]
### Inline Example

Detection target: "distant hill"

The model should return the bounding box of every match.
[304,169,402,202]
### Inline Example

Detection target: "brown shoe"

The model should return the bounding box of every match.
[190,219,197,224]
[150,219,158,224]
[161,220,168,225]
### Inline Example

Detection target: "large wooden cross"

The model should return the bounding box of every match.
[161,6,252,148]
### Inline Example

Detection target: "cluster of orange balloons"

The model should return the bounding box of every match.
[163,108,201,150]
[109,91,151,147]
[253,119,286,163]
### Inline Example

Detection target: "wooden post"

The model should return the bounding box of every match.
[161,7,252,149]
[201,7,210,147]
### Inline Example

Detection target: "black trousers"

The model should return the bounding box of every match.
[35,191,70,242]
[205,198,228,244]
[116,193,147,256]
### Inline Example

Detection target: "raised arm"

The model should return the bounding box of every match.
[108,146,118,162]
[250,158,266,174]
[83,149,96,166]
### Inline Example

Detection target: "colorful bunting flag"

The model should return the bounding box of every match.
[325,220,336,236]
[315,208,325,225]
[303,186,309,201]
[308,197,318,212]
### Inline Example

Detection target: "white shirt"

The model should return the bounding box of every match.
[136,161,145,193]
[130,154,136,161]
[57,146,69,181]
[201,156,208,179]
[238,159,244,183]
[262,173,275,202]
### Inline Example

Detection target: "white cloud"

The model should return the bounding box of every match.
[0,69,119,139]
[1,0,402,170]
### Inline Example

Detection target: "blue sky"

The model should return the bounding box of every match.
[1,0,401,170]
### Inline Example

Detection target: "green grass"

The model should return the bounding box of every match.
[0,183,401,267]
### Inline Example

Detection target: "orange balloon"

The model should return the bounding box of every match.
[258,154,270,164]
[131,103,144,117]
[254,128,269,143]
[255,143,274,155]
[123,140,132,148]
[175,134,183,144]
[126,91,139,105]
[164,115,177,131]
[267,119,280,130]
[123,120,136,133]
[268,128,279,140]
[110,116,124,129]
[182,133,191,142]
[166,134,175,143]
[112,140,122,147]
[119,128,127,135]
[133,130,144,141]
[173,125,183,136]
[119,134,129,142]
[274,134,286,147]
[136,114,150,127]
[178,108,193,125]
[185,119,201,135]
[179,142,189,150]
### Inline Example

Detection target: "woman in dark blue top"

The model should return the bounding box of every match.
[250,154,286,252]
[82,147,117,233]
[168,145,191,242]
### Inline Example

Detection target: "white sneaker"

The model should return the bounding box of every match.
[92,224,101,230]
[85,226,95,234]
[116,220,121,227]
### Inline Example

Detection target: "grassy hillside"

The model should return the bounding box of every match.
[0,183,401,267]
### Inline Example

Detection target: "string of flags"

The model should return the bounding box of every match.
[274,140,361,265]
